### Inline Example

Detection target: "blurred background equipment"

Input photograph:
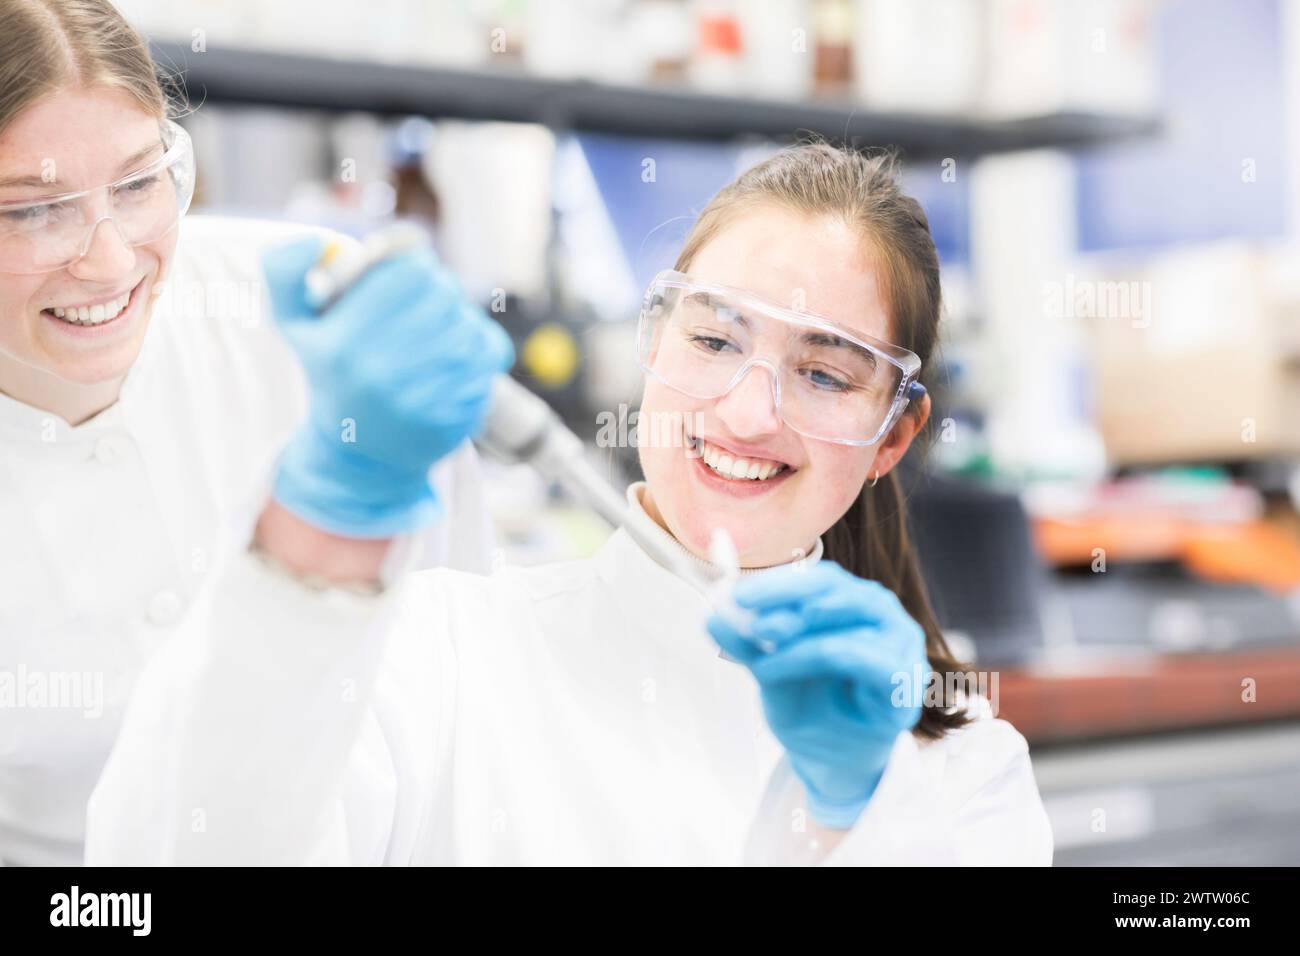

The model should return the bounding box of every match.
[113,0,1300,863]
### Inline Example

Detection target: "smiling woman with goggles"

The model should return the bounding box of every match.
[638,269,927,446]
[0,118,194,276]
[0,0,499,869]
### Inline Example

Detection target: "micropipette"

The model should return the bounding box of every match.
[302,226,726,600]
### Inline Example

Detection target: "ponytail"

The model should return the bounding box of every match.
[824,468,974,739]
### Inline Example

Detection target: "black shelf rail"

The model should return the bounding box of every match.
[152,41,1161,158]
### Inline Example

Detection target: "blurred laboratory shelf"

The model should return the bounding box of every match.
[907,466,1300,743]
[149,41,1161,157]
[1033,719,1300,865]
[996,644,1300,745]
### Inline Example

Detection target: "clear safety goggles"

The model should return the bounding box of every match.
[0,119,195,276]
[637,270,927,446]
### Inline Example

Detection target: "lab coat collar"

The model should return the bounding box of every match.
[620,480,824,583]
[0,383,125,443]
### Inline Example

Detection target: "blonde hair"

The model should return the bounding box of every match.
[0,0,167,136]
[676,143,972,739]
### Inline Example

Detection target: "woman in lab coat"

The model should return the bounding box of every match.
[0,0,508,865]
[88,142,1055,866]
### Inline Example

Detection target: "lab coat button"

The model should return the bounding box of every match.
[147,590,185,627]
[93,436,124,464]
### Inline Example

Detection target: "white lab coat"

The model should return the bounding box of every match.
[0,216,494,866]
[86,482,1054,866]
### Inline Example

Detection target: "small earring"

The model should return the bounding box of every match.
[869,470,880,488]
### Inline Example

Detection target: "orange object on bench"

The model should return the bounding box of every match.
[1183,522,1300,593]
[1034,516,1300,594]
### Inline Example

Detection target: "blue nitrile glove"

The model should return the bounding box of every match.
[262,235,514,538]
[706,561,928,829]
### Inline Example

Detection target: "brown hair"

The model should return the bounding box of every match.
[675,142,974,740]
[0,0,168,136]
